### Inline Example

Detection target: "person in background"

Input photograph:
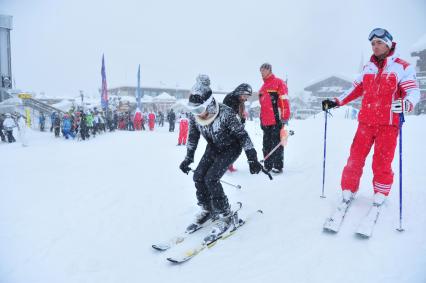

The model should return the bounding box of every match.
[148,111,156,131]
[3,113,16,143]
[167,109,176,132]
[39,112,46,131]
[258,63,291,174]
[177,113,189,146]
[0,114,6,142]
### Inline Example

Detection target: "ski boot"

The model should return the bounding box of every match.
[338,189,355,211]
[185,207,213,234]
[203,211,233,244]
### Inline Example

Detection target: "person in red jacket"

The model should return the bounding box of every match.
[322,28,420,207]
[259,63,291,173]
[177,113,189,145]
[133,109,142,131]
[148,111,156,131]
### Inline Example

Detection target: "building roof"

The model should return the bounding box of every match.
[154,92,176,101]
[304,75,352,92]
[411,34,426,53]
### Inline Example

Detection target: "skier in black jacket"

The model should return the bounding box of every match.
[223,83,252,172]
[179,75,262,241]
[223,83,252,125]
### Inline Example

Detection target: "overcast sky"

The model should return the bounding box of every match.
[1,0,425,98]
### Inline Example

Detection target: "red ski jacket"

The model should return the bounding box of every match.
[259,74,290,126]
[336,43,420,127]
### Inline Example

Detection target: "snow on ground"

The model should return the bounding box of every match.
[1,111,426,283]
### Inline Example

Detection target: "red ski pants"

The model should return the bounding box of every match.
[341,123,398,196]
[178,129,188,145]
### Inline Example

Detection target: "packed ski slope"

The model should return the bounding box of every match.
[1,109,426,283]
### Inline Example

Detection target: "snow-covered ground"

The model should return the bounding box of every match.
[1,110,426,283]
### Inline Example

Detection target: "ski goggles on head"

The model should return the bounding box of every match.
[186,95,213,115]
[368,28,393,41]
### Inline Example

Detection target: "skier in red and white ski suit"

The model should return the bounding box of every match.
[323,28,420,203]
[133,109,142,130]
[177,114,189,145]
[148,112,156,131]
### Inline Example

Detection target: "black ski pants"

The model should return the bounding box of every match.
[193,144,242,215]
[0,129,5,142]
[262,125,284,171]
[169,121,175,132]
[6,130,15,143]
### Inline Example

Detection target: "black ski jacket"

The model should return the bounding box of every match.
[186,103,255,162]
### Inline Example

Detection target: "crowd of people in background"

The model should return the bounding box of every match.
[0,107,190,146]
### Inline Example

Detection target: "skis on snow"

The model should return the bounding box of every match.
[167,208,263,264]
[152,202,243,252]
[152,202,263,263]
[323,198,384,238]
[152,220,212,251]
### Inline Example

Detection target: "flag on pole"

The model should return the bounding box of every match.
[101,54,109,109]
[137,64,141,109]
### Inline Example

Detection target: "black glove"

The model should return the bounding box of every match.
[249,160,262,174]
[246,148,262,174]
[322,99,338,111]
[179,158,192,175]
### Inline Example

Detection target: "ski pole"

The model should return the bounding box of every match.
[321,109,329,198]
[261,166,273,180]
[190,169,242,189]
[397,113,405,232]
[260,130,295,163]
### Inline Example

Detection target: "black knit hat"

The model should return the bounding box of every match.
[260,63,272,71]
[188,74,212,105]
[233,83,252,96]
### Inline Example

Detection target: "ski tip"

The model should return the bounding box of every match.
[323,228,338,234]
[152,244,169,251]
[166,257,180,264]
[167,257,188,264]
[355,232,371,239]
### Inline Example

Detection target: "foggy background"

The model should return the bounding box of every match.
[1,0,425,97]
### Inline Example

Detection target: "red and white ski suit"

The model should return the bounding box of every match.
[133,111,142,130]
[178,117,189,145]
[148,112,156,131]
[336,44,420,196]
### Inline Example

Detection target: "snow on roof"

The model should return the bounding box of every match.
[0,96,22,106]
[51,100,74,112]
[411,34,426,53]
[141,95,153,103]
[153,92,176,101]
[119,95,136,103]
[305,74,353,88]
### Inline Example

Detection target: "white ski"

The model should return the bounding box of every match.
[355,203,383,238]
[167,209,263,264]
[152,202,242,251]
[323,199,353,233]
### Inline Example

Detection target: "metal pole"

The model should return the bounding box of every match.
[397,113,405,232]
[321,110,328,198]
